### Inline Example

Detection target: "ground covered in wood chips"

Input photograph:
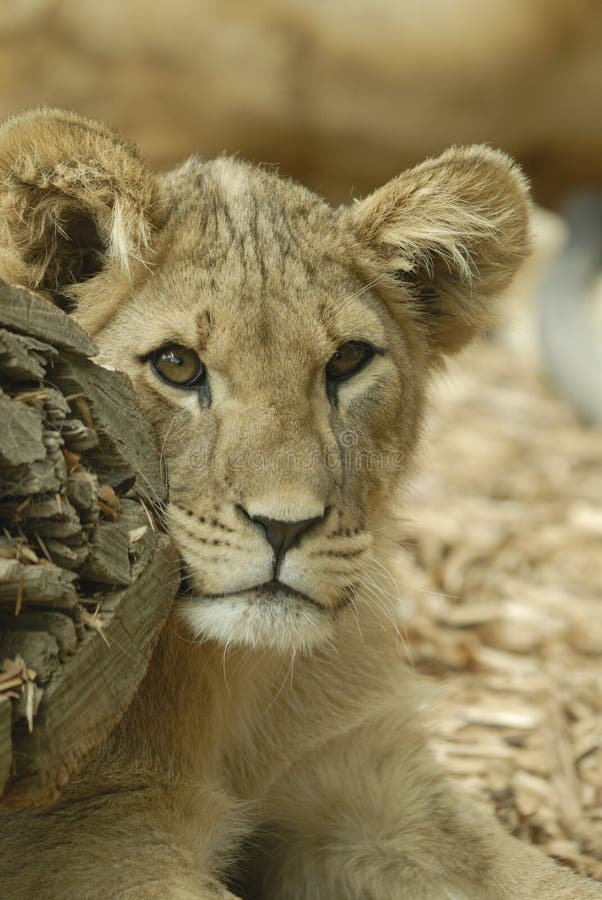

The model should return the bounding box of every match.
[392,337,602,880]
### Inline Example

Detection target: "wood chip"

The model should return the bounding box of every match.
[128,525,148,544]
[396,337,602,880]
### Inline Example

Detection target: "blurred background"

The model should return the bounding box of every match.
[0,0,600,206]
[1,0,601,873]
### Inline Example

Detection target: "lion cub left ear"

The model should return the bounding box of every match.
[346,145,531,356]
[0,108,166,332]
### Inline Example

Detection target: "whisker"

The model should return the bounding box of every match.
[265,651,297,712]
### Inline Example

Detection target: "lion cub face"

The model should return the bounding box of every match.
[0,110,530,652]
[93,159,421,651]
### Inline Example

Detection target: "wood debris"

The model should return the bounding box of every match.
[0,279,178,807]
[393,338,602,879]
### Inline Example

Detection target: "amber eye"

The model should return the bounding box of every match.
[150,344,205,388]
[325,341,375,382]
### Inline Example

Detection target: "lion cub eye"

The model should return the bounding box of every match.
[326,341,375,382]
[150,344,205,388]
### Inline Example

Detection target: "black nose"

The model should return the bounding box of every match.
[250,514,322,560]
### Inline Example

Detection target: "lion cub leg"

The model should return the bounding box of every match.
[0,780,247,900]
[255,715,602,900]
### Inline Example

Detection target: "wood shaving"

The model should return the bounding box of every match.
[80,608,110,647]
[128,525,148,544]
[395,337,602,878]
[0,657,36,698]
[97,484,121,510]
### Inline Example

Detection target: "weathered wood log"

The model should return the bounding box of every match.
[2,534,177,807]
[0,278,178,807]
[0,281,96,355]
[51,353,165,501]
[0,393,46,465]
[0,328,53,381]
[0,562,78,610]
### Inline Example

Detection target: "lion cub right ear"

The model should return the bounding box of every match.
[346,145,531,357]
[0,108,166,332]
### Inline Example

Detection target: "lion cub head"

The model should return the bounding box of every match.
[0,109,529,652]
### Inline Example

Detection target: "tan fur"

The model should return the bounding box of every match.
[0,110,599,899]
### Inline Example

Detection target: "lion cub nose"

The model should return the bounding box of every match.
[251,514,323,560]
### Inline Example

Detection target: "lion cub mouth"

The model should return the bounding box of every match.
[194,580,349,611]
[248,580,321,607]
[195,580,329,611]
[179,577,347,652]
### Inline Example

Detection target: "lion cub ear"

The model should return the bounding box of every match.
[0,108,166,331]
[346,146,531,356]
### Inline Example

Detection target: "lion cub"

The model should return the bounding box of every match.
[0,109,599,899]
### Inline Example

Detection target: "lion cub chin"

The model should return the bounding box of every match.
[0,108,599,899]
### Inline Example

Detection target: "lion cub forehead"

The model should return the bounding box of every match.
[202,156,327,212]
[160,155,344,267]
[208,158,266,204]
